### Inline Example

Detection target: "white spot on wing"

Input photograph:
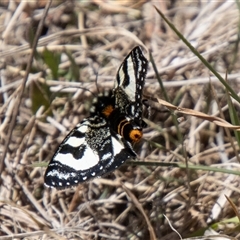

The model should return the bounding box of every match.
[122,57,136,102]
[111,136,124,156]
[77,124,88,133]
[102,152,112,161]
[54,145,99,171]
[46,169,77,180]
[65,136,85,147]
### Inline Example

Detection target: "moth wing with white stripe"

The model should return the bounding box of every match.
[115,46,148,126]
[44,116,136,188]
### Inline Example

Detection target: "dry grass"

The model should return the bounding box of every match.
[0,1,240,239]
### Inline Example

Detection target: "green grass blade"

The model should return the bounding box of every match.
[154,6,240,103]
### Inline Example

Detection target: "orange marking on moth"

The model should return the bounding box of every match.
[102,105,114,118]
[129,129,142,143]
[118,119,143,143]
[118,119,128,136]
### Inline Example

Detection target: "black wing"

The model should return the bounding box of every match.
[114,46,148,127]
[44,116,136,188]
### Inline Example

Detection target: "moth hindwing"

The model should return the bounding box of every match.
[44,46,148,188]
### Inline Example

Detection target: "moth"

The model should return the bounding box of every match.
[44,46,148,188]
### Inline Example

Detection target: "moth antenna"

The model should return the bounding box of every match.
[94,72,100,94]
[50,85,97,102]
